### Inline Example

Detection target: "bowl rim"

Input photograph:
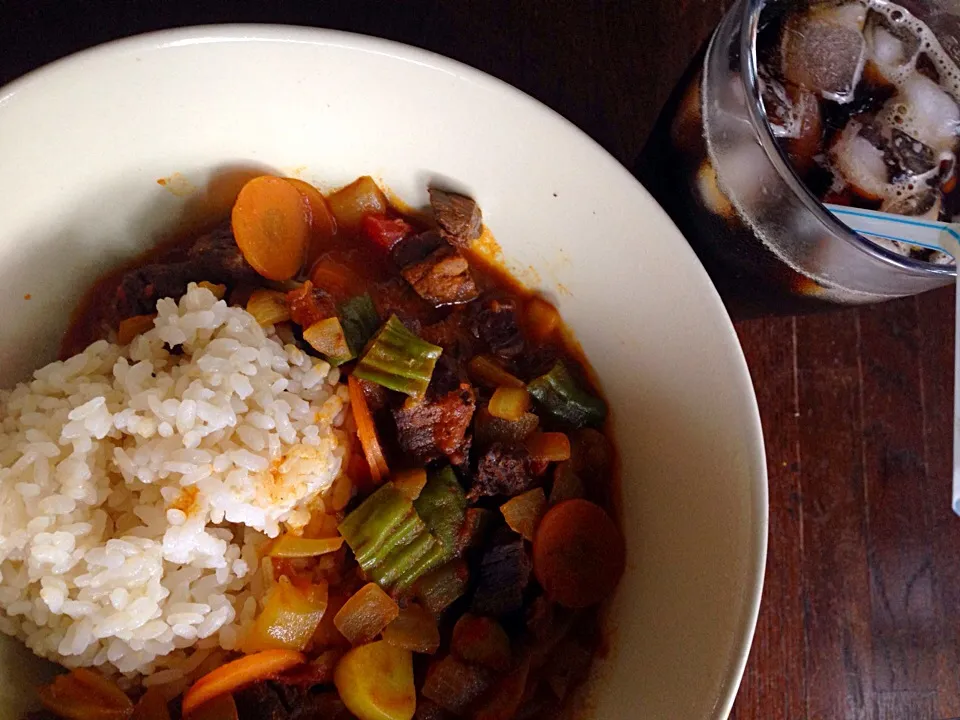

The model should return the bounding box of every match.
[0,24,769,718]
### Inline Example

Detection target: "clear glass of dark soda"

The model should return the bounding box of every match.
[637,0,960,315]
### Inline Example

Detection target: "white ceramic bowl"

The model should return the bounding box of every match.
[0,26,767,719]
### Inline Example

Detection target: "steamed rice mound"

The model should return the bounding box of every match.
[0,284,349,678]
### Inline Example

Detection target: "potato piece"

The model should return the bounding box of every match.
[334,641,415,720]
[382,603,440,654]
[334,582,400,645]
[327,176,388,235]
[500,488,547,542]
[243,577,328,652]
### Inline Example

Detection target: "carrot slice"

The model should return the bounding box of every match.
[38,668,133,720]
[181,649,305,715]
[285,178,337,265]
[231,176,311,281]
[533,499,625,609]
[348,375,389,482]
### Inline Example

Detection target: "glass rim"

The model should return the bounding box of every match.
[738,0,956,278]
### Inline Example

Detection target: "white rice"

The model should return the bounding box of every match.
[0,284,349,679]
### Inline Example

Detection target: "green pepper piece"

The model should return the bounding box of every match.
[527,361,607,429]
[354,315,442,398]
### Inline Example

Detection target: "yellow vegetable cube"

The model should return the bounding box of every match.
[334,641,415,720]
[243,577,327,652]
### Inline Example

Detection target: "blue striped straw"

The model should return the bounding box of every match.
[826,203,960,516]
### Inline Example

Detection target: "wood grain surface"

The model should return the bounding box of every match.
[2,1,958,717]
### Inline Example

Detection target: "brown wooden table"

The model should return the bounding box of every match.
[3,1,957,717]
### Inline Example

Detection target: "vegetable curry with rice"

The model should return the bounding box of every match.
[36,173,625,720]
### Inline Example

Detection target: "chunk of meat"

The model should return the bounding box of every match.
[236,684,351,720]
[471,534,533,617]
[429,353,467,397]
[422,656,494,715]
[414,699,456,720]
[468,443,536,500]
[401,246,479,306]
[235,682,291,720]
[358,376,389,414]
[298,693,353,720]
[513,344,559,380]
[393,383,476,464]
[428,188,483,249]
[470,298,524,358]
[117,226,261,317]
[187,225,259,284]
[391,231,446,269]
[420,310,470,354]
[543,639,594,700]
[372,277,432,334]
[116,262,194,318]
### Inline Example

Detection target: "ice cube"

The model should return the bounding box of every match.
[831,121,889,200]
[696,142,774,219]
[881,186,940,218]
[781,4,867,102]
[760,70,798,139]
[878,73,960,152]
[864,11,921,84]
[784,87,824,174]
[884,128,936,179]
[817,1,868,32]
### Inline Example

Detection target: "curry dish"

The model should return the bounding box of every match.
[13,174,624,720]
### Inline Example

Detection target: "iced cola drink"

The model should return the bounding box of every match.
[637,0,960,313]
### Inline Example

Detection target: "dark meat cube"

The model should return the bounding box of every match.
[401,246,479,306]
[391,231,446,269]
[420,309,470,354]
[470,298,524,358]
[297,692,353,720]
[393,383,476,463]
[235,682,292,720]
[269,683,307,714]
[372,277,432,334]
[358,376,390,413]
[428,188,483,249]
[116,226,256,319]
[187,225,259,283]
[468,442,536,500]
[415,699,457,720]
[472,535,532,617]
[515,687,563,720]
[526,594,556,642]
[544,639,594,700]
[429,353,468,397]
[116,262,194,317]
[514,344,559,380]
[422,655,494,715]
